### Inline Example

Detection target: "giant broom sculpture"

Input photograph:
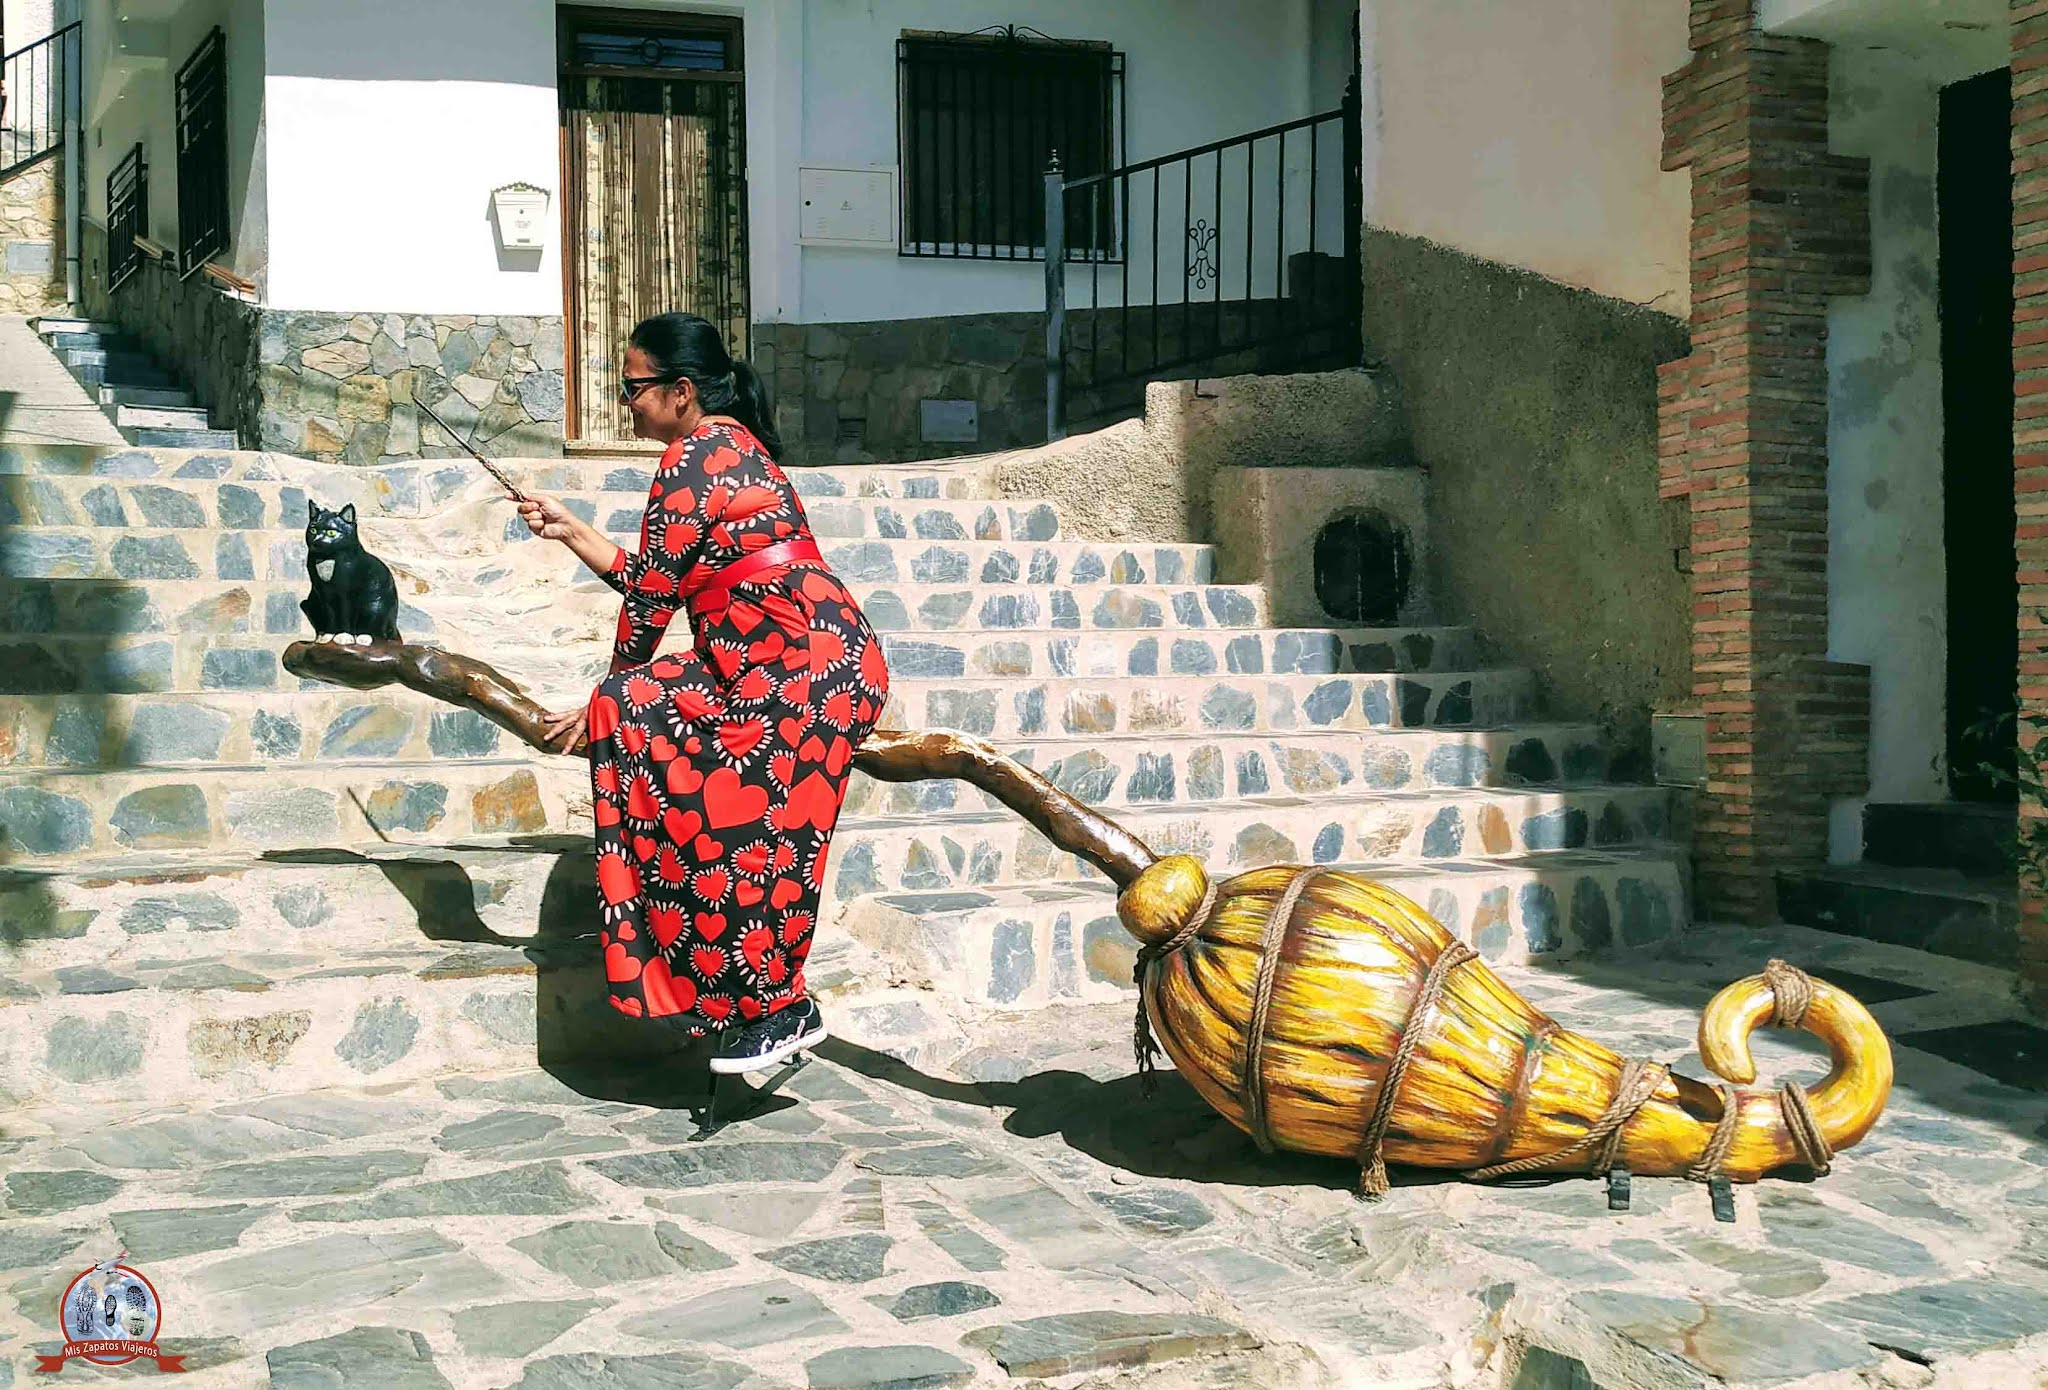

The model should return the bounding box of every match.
[287,640,1890,1196]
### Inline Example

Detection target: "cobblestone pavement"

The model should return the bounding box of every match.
[2,923,2045,1389]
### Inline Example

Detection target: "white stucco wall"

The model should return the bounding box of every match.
[83,0,266,282]
[5,0,61,45]
[792,0,1335,324]
[250,0,1343,321]
[1823,45,1949,861]
[1358,0,1690,315]
[261,0,561,314]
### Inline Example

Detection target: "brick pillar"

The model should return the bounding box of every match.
[1657,1,1873,922]
[2015,0,2048,1007]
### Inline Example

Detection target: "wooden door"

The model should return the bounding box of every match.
[560,9,750,444]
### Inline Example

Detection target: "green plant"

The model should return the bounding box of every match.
[1958,704,2046,884]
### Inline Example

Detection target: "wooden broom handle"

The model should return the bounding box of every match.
[282,640,1158,888]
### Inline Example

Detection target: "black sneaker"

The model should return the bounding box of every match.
[709,999,828,1074]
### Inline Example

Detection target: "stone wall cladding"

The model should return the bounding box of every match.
[88,223,264,441]
[753,303,1349,469]
[1,154,67,315]
[1658,0,1874,922]
[754,314,1047,469]
[2015,0,2048,1009]
[260,312,565,465]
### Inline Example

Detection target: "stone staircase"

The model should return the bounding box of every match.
[0,438,1689,1107]
[28,315,238,449]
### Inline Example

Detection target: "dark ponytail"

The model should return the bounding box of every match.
[628,312,783,458]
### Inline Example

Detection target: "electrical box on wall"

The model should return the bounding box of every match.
[798,166,895,248]
[1652,714,1708,788]
[490,183,551,251]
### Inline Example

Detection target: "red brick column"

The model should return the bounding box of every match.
[1657,1,1872,922]
[2015,0,2048,1007]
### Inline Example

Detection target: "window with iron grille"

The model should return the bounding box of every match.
[897,26,1122,260]
[174,27,228,277]
[107,142,147,293]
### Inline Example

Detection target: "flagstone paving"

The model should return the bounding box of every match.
[2,923,2043,1389]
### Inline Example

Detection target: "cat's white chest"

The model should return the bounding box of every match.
[313,560,336,581]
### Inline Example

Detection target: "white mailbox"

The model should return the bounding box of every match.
[491,183,552,251]
[798,166,896,248]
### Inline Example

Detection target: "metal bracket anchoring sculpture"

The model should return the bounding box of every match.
[285,640,1892,1198]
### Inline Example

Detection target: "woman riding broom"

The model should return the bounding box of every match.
[512,313,889,1073]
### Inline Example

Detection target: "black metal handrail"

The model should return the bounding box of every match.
[108,143,147,293]
[1044,90,1361,440]
[2,22,81,180]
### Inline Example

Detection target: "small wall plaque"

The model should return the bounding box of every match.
[5,241,54,276]
[920,398,978,444]
[1652,714,1708,788]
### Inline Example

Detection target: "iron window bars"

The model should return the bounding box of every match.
[897,25,1123,261]
[175,26,229,277]
[108,142,147,293]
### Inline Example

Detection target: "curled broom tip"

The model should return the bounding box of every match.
[1697,963,1895,1159]
[1116,855,1211,948]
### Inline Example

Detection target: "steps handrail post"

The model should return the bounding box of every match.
[1044,151,1066,443]
[63,23,80,308]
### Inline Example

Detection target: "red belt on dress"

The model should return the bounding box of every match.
[679,537,824,608]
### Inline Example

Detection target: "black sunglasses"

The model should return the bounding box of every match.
[619,373,682,404]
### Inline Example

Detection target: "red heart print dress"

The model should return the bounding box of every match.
[585,420,888,1032]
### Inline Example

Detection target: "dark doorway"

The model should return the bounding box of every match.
[1939,68,2017,803]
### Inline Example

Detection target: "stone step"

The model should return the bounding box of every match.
[0,844,1685,1104]
[845,725,1617,817]
[1,471,1057,536]
[62,347,158,373]
[0,662,1594,782]
[844,848,1690,1009]
[1,526,308,581]
[880,669,1539,737]
[131,427,241,450]
[0,758,578,860]
[0,625,1489,699]
[0,736,1661,873]
[1862,801,2017,878]
[71,361,180,392]
[1775,864,2018,968]
[0,916,878,1108]
[409,529,1221,589]
[32,316,121,336]
[0,576,1279,640]
[99,385,196,411]
[111,403,214,432]
[0,444,1003,503]
[49,330,142,353]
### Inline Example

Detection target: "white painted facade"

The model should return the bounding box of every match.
[77,0,1350,322]
[1356,0,1692,315]
[81,0,266,281]
[1818,44,1950,859]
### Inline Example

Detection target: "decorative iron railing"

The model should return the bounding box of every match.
[108,143,147,293]
[175,27,229,276]
[1043,97,1361,439]
[2,22,81,180]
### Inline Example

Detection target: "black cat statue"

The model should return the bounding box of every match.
[302,500,402,647]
